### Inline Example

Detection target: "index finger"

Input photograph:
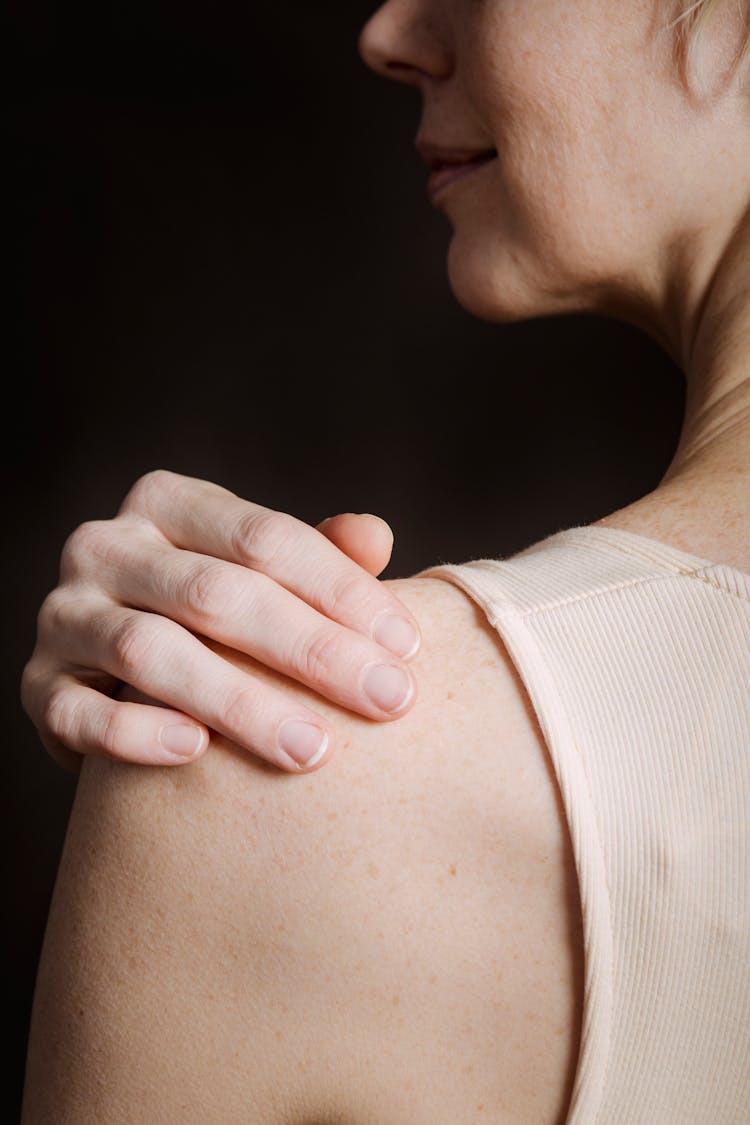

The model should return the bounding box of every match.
[119,470,421,660]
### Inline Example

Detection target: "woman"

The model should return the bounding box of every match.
[21,1,750,1122]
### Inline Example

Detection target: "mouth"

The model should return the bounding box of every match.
[418,146,498,201]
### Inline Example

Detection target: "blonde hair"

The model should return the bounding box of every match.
[668,0,750,90]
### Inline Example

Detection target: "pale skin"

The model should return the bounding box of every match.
[21,474,426,774]
[20,0,750,1122]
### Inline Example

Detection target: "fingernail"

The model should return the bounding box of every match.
[371,611,421,659]
[279,720,329,769]
[160,723,205,758]
[361,662,414,713]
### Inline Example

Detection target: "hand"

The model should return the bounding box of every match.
[21,470,421,774]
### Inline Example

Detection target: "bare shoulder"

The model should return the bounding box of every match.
[23,576,583,1125]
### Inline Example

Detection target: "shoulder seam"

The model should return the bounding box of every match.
[681,568,750,606]
[512,566,748,621]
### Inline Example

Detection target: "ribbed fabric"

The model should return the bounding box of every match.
[416,524,750,1125]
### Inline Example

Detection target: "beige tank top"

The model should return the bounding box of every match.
[416,524,750,1124]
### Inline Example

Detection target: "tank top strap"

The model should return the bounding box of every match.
[414,526,750,1124]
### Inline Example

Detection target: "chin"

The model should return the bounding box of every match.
[445,232,593,326]
[445,234,560,324]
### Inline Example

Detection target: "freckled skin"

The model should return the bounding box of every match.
[436,0,704,328]
[22,576,583,1124]
[360,0,750,442]
[22,3,750,1123]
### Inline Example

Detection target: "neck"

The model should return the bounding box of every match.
[665,196,750,486]
[593,198,750,570]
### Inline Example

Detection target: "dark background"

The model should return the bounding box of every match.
[4,0,683,1113]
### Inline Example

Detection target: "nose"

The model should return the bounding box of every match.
[357,0,452,86]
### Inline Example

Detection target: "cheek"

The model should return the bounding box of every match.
[446,98,603,316]
[451,22,653,318]
[470,27,592,230]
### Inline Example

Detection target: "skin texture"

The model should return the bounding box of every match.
[21,0,750,1121]
[359,0,750,566]
[21,476,426,773]
[22,578,584,1124]
[22,2,750,779]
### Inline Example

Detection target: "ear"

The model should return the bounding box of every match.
[671,1,750,103]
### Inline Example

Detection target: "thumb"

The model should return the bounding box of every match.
[315,512,394,576]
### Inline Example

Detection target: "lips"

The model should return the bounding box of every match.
[415,141,498,200]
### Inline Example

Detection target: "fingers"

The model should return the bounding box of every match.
[315,513,394,576]
[114,470,420,660]
[65,536,418,720]
[31,471,418,774]
[30,673,210,768]
[26,658,334,774]
[43,586,417,739]
[35,603,353,771]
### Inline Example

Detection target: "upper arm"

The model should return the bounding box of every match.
[22,577,583,1125]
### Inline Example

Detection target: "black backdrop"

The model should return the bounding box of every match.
[4,0,683,1113]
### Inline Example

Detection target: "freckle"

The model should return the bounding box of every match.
[275,1029,283,1041]
[128,956,139,973]
[392,994,400,1006]
[327,812,337,821]
[449,864,457,876]
[77,1007,84,1018]
[368,862,380,878]
[446,691,455,700]
[429,974,438,985]
[343,740,351,749]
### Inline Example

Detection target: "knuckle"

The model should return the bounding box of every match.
[122,468,179,513]
[60,520,113,574]
[180,563,240,626]
[37,588,70,636]
[98,706,126,756]
[43,684,75,740]
[296,626,346,686]
[221,681,262,733]
[231,509,298,569]
[110,616,161,681]
[318,569,376,621]
[20,659,43,718]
